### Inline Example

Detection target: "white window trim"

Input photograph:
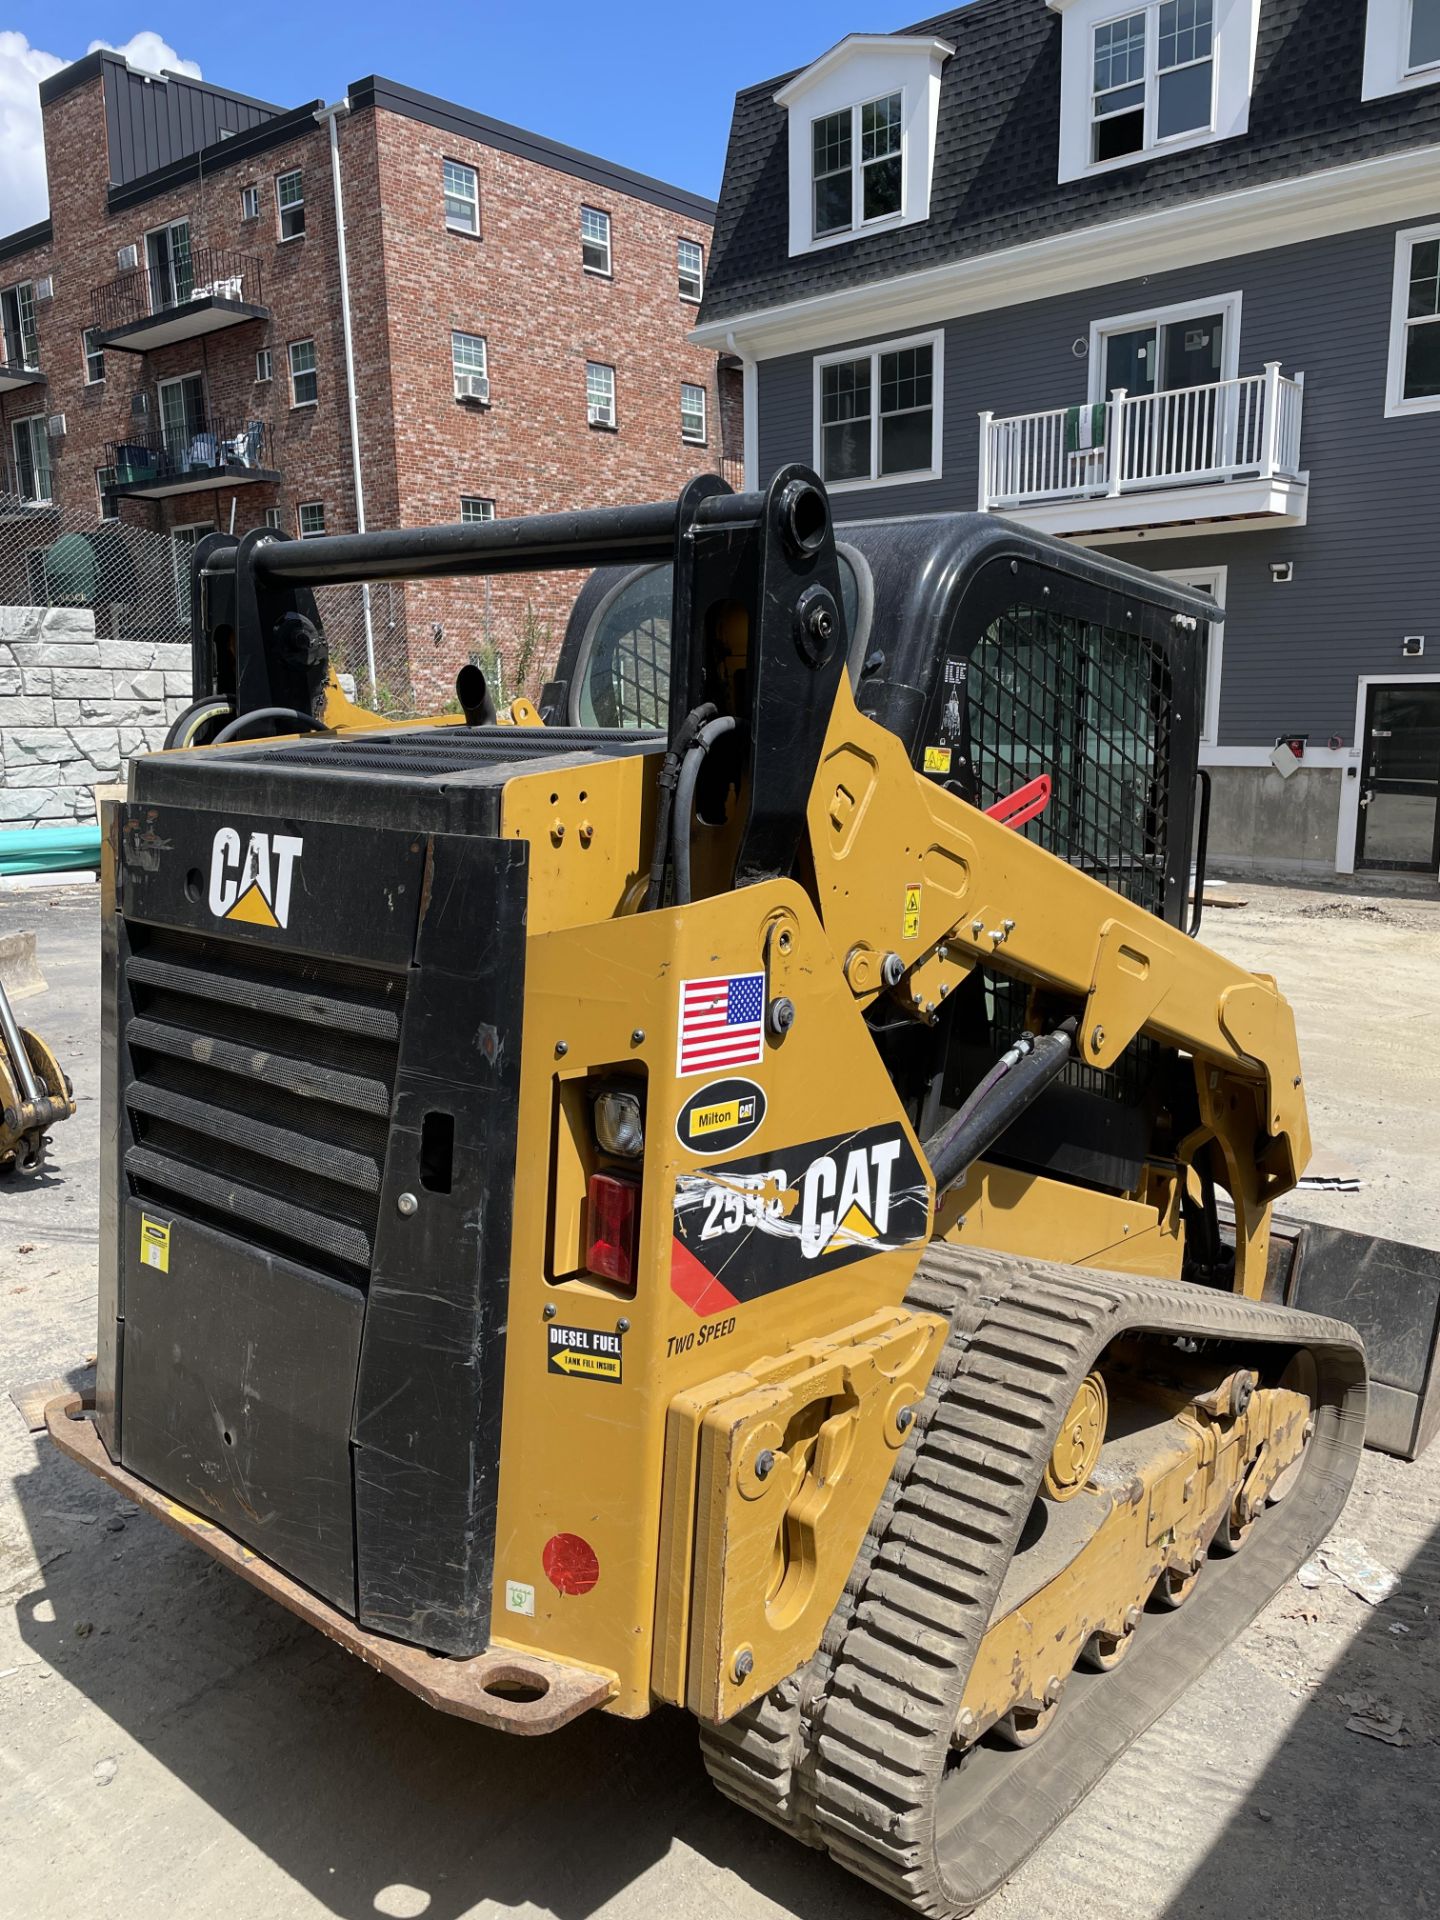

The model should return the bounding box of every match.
[1050,0,1260,187]
[157,371,206,441]
[276,170,305,243]
[681,382,708,444]
[83,327,105,385]
[586,361,617,428]
[460,495,496,522]
[288,339,318,409]
[255,347,273,383]
[1385,221,1440,418]
[775,34,953,260]
[809,88,909,246]
[444,161,480,236]
[1159,564,1225,747]
[678,238,704,303]
[811,327,945,493]
[1086,290,1243,403]
[297,501,327,538]
[1363,0,1440,100]
[240,183,260,221]
[581,206,612,277]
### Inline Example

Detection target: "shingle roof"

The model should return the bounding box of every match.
[699,0,1440,325]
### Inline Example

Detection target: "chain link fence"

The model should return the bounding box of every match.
[0,468,193,650]
[0,471,586,721]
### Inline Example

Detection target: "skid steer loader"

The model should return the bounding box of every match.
[46,473,1438,1916]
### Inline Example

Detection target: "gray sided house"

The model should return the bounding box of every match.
[695,0,1440,878]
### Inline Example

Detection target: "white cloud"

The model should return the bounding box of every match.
[85,32,202,82]
[0,30,202,232]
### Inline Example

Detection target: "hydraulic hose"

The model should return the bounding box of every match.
[672,715,737,905]
[210,707,332,746]
[643,702,717,910]
[924,1018,1078,1196]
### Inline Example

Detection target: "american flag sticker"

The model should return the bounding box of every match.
[676,972,766,1078]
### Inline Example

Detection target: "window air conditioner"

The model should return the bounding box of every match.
[455,372,490,403]
[117,244,139,272]
[47,413,67,438]
[35,276,54,301]
[130,392,149,419]
[588,404,613,427]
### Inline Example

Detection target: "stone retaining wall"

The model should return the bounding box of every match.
[0,607,191,826]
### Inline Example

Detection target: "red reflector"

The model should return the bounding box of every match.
[587,1171,640,1290]
[543,1532,600,1596]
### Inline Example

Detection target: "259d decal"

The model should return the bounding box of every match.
[670,1124,930,1317]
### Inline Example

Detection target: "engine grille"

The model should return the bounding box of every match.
[122,925,405,1283]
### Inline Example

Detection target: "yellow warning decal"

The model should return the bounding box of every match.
[225,883,280,928]
[822,1201,881,1257]
[140,1215,171,1273]
[902,884,922,940]
[923,746,952,775]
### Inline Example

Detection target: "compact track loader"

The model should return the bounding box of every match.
[47,472,1432,1914]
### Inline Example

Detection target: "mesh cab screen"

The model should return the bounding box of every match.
[965,603,1174,920]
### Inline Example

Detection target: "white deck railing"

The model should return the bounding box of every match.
[978,364,1305,512]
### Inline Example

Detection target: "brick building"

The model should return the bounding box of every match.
[0,52,740,704]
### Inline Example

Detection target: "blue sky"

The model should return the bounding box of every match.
[1,3,960,231]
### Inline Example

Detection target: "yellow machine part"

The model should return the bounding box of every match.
[658,1305,947,1720]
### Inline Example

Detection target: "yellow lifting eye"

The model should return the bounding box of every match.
[1043,1371,1108,1502]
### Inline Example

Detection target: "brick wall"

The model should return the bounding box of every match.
[2,63,735,714]
[0,605,189,824]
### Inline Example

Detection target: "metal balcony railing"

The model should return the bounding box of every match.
[91,247,266,334]
[106,414,272,490]
[978,365,1306,513]
[2,326,41,373]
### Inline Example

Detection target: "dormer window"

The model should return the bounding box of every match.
[775,34,953,259]
[1091,3,1214,164]
[1363,0,1440,99]
[1052,0,1258,184]
[812,92,902,238]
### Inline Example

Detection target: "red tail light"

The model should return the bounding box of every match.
[587,1171,640,1291]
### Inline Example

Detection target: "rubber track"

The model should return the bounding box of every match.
[700,1245,1367,1917]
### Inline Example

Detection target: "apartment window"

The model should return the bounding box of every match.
[444,160,480,235]
[276,170,305,241]
[1387,224,1440,416]
[1161,566,1225,747]
[241,183,260,221]
[298,501,327,538]
[814,332,942,488]
[586,361,616,427]
[1364,0,1440,97]
[255,347,272,383]
[451,330,489,401]
[96,466,118,520]
[1,282,39,370]
[289,338,318,407]
[1090,1,1214,164]
[264,507,283,530]
[812,91,902,240]
[83,327,105,384]
[581,207,612,275]
[460,496,496,523]
[11,415,52,504]
[680,382,707,443]
[678,237,704,302]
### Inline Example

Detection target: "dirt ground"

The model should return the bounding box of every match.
[1,880,1437,1920]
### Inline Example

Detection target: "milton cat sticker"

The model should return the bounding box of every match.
[670,1124,930,1316]
[208,827,304,929]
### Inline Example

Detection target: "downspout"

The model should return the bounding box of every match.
[314,98,376,694]
[725,328,758,492]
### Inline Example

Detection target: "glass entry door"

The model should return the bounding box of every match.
[146,220,194,310]
[1102,310,1228,480]
[1356,683,1440,872]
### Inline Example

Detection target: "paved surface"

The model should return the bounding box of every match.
[1,881,1437,1920]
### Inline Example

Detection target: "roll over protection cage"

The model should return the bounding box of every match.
[188,467,852,894]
